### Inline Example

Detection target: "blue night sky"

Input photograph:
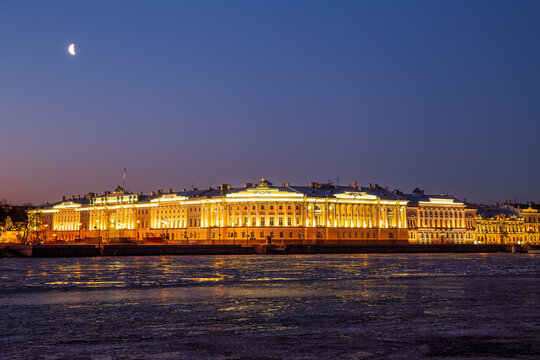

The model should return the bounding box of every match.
[1,0,540,204]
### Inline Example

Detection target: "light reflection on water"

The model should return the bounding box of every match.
[0,253,539,359]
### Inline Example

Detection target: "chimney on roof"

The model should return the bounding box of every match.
[71,195,75,200]
[244,183,253,188]
[309,182,319,188]
[85,193,94,200]
[192,187,198,191]
[168,188,172,194]
[104,191,110,196]
[150,191,155,196]
[367,183,373,189]
[393,189,402,195]
[220,184,231,191]
[157,189,163,195]
[349,181,357,188]
[62,196,66,201]
[139,192,143,196]
[208,186,213,190]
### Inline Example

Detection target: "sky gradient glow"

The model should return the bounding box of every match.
[1,0,540,205]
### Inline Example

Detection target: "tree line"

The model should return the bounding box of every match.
[0,201,35,243]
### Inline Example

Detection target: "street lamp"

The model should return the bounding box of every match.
[136,220,140,244]
[95,218,101,248]
[161,218,169,245]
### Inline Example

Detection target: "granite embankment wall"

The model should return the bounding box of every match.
[0,244,252,257]
[284,244,511,254]
[0,243,516,258]
[101,244,252,256]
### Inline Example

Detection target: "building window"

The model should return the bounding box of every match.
[270,217,274,226]
[261,218,265,226]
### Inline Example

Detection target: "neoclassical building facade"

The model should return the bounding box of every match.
[405,188,477,244]
[30,179,409,245]
[475,206,525,245]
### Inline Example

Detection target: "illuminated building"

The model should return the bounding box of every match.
[475,206,524,245]
[405,188,476,244]
[506,204,540,244]
[29,179,409,244]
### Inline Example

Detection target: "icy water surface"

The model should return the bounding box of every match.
[0,253,539,359]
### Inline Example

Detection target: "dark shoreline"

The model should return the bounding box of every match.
[0,243,518,258]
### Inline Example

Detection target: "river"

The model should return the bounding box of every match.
[0,253,539,359]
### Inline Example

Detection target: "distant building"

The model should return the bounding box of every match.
[507,203,540,244]
[404,188,476,244]
[476,205,524,245]
[29,179,409,245]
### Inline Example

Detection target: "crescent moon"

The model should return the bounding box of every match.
[68,44,76,56]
